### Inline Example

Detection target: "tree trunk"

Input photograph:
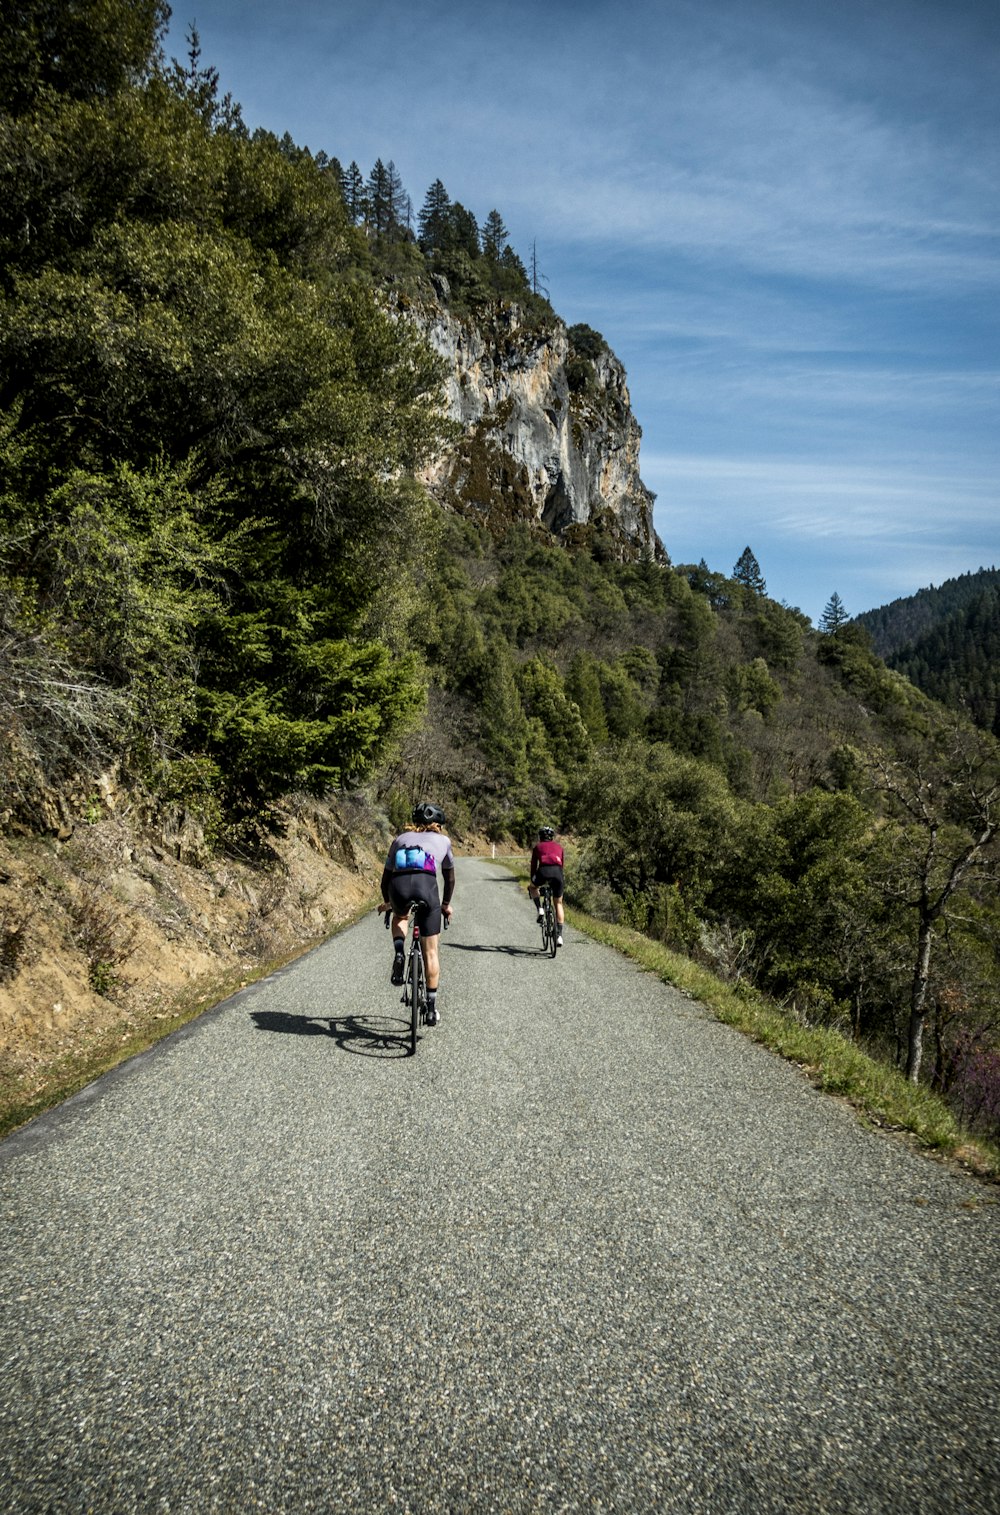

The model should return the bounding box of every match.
[906,918,934,1082]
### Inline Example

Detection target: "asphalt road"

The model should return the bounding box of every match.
[2,857,998,1514]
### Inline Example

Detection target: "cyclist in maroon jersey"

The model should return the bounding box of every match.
[528,825,565,948]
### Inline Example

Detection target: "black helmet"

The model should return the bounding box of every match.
[538,825,555,842]
[412,801,446,828]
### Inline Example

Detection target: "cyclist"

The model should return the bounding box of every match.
[379,802,455,1026]
[528,825,564,948]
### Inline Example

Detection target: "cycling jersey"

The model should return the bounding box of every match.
[381,828,455,937]
[386,829,455,877]
[530,840,564,873]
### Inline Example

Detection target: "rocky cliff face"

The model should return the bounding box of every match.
[410,296,664,561]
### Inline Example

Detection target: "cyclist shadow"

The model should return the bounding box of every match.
[250,1009,412,1059]
[444,942,539,957]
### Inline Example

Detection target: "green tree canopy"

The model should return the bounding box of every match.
[0,3,450,821]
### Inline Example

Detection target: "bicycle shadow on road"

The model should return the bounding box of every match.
[250,1009,411,1059]
[444,942,541,958]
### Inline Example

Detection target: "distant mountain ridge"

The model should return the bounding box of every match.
[855,567,1000,658]
[855,568,1000,736]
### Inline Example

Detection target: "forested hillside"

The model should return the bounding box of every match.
[856,568,1000,657]
[385,523,1000,1130]
[855,572,1000,739]
[0,2,455,837]
[2,2,999,1144]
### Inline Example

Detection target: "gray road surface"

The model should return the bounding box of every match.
[1,858,998,1514]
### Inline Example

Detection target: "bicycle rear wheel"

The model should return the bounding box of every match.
[539,890,550,953]
[546,896,558,957]
[408,943,422,1054]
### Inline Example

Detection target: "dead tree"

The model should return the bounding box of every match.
[868,725,1000,1082]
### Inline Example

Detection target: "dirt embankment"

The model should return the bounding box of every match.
[0,786,393,1132]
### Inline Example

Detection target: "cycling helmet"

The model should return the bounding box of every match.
[412,801,446,828]
[538,826,556,842]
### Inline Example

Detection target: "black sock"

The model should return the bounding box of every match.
[393,937,405,955]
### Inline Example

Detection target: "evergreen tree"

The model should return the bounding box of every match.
[384,158,407,235]
[498,244,529,292]
[447,202,480,258]
[342,161,366,223]
[0,0,167,113]
[366,158,408,236]
[733,546,766,597]
[165,25,242,129]
[481,209,508,261]
[565,652,608,744]
[819,591,849,633]
[479,638,530,785]
[418,179,451,251]
[0,17,450,820]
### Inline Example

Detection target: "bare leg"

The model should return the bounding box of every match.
[421,933,441,990]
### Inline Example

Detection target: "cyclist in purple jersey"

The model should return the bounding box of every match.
[378,801,455,1024]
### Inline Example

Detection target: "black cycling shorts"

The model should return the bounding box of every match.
[532,863,564,899]
[389,871,443,936]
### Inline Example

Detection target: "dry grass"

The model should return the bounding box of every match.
[0,900,377,1141]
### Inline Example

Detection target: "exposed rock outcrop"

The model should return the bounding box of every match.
[411,299,665,561]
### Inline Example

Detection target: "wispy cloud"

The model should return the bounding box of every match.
[644,452,998,542]
[644,451,999,618]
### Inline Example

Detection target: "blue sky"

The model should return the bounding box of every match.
[165,0,999,624]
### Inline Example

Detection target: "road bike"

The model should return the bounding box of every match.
[538,883,558,959]
[385,903,445,1055]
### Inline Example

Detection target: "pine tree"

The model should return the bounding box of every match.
[482,209,508,261]
[565,652,608,744]
[384,159,407,235]
[418,179,451,251]
[733,546,766,596]
[447,202,480,258]
[819,591,849,633]
[365,159,391,234]
[499,245,528,290]
[166,24,243,131]
[342,161,366,223]
[480,639,530,784]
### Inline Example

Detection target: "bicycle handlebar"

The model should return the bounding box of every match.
[381,903,450,929]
